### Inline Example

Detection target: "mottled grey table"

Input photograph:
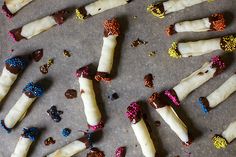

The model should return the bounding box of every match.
[0,0,236,156]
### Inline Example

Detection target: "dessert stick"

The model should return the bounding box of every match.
[147,0,211,19]
[164,56,225,106]
[198,73,236,113]
[126,102,156,157]
[75,0,130,20]
[9,9,68,42]
[95,18,120,82]
[166,13,226,36]
[11,127,39,157]
[46,133,92,157]
[168,35,236,58]
[0,56,27,103]
[212,120,236,149]
[148,92,191,145]
[76,65,104,131]
[1,82,44,133]
[2,0,34,18]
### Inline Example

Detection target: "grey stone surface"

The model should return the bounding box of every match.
[0,0,236,156]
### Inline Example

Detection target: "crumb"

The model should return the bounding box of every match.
[62,128,71,137]
[115,147,126,157]
[131,38,148,47]
[87,148,105,157]
[47,106,63,122]
[144,73,154,88]
[148,51,156,57]
[32,49,43,62]
[154,120,161,127]
[44,137,56,146]
[63,50,71,57]
[108,92,119,101]
[65,89,77,99]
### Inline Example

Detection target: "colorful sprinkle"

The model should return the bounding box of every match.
[211,56,225,70]
[75,8,85,20]
[125,102,142,124]
[104,18,120,36]
[21,127,39,141]
[23,82,44,97]
[198,97,209,113]
[164,90,180,106]
[168,42,181,58]
[62,128,71,137]
[210,13,226,31]
[212,135,227,149]
[115,147,126,157]
[88,121,104,131]
[5,56,27,70]
[220,35,236,52]
[44,137,56,146]
[47,106,63,123]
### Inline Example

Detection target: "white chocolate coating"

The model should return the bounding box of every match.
[174,61,216,101]
[97,35,117,73]
[85,0,128,16]
[207,74,236,108]
[11,137,32,157]
[222,121,236,143]
[163,0,208,14]
[5,0,33,14]
[131,119,156,157]
[156,106,189,143]
[21,16,57,39]
[0,67,18,103]
[79,77,102,126]
[47,140,87,157]
[4,93,36,129]
[175,18,211,32]
[178,38,221,57]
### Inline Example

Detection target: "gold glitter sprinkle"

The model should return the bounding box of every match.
[147,4,165,19]
[212,135,227,149]
[47,59,54,66]
[63,50,71,57]
[168,42,181,58]
[75,9,85,20]
[220,35,236,52]
[148,51,156,57]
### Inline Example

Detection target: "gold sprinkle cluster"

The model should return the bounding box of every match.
[75,9,85,20]
[212,135,227,149]
[168,42,181,59]
[147,4,165,19]
[221,35,236,52]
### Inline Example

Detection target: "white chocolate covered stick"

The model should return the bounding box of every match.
[198,73,236,113]
[11,127,39,157]
[212,121,236,149]
[148,93,191,146]
[147,0,211,19]
[126,102,156,157]
[95,18,120,82]
[163,56,225,107]
[166,13,226,36]
[8,10,68,42]
[2,0,34,18]
[0,56,27,103]
[76,65,104,131]
[46,133,92,157]
[168,35,236,58]
[75,0,131,20]
[1,82,44,133]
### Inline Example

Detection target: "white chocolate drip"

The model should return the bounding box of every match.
[21,16,57,39]
[5,0,33,14]
[11,137,32,157]
[178,38,221,57]
[4,93,36,129]
[131,119,156,157]
[175,18,211,32]
[0,67,18,103]
[97,35,117,73]
[157,106,189,143]
[46,140,87,157]
[85,0,129,16]
[174,61,216,101]
[79,77,102,126]
[222,121,236,143]
[163,0,208,14]
[207,74,236,108]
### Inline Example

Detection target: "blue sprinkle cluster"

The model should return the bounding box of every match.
[62,128,71,137]
[22,127,39,141]
[23,82,44,97]
[198,98,209,113]
[5,56,27,70]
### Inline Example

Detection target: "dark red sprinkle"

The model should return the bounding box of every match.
[115,147,126,157]
[44,137,56,146]
[154,120,161,127]
[32,49,43,62]
[65,89,77,99]
[40,64,49,74]
[144,73,154,88]
[87,148,105,157]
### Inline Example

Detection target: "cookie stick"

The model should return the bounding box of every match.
[95,18,120,82]
[1,82,44,133]
[0,56,27,103]
[46,133,92,157]
[147,0,210,19]
[164,56,225,106]
[11,127,39,157]
[75,0,131,20]
[198,73,236,113]
[166,13,226,36]
[148,92,191,145]
[8,9,68,42]
[212,121,236,149]
[168,35,236,58]
[76,65,104,131]
[126,102,156,157]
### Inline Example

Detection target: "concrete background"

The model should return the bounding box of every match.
[0,0,236,156]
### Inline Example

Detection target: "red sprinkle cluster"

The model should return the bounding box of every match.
[104,18,120,36]
[210,13,226,31]
[115,147,126,157]
[125,102,142,124]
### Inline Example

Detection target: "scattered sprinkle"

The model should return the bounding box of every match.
[75,8,85,20]
[48,58,54,65]
[108,92,119,101]
[44,137,56,146]
[144,73,154,88]
[62,128,71,137]
[131,38,148,47]
[40,58,54,74]
[148,51,156,57]
[147,4,165,19]
[87,148,105,157]
[65,89,77,99]
[32,49,43,62]
[63,50,71,57]
[168,42,181,58]
[115,147,126,157]
[47,106,63,123]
